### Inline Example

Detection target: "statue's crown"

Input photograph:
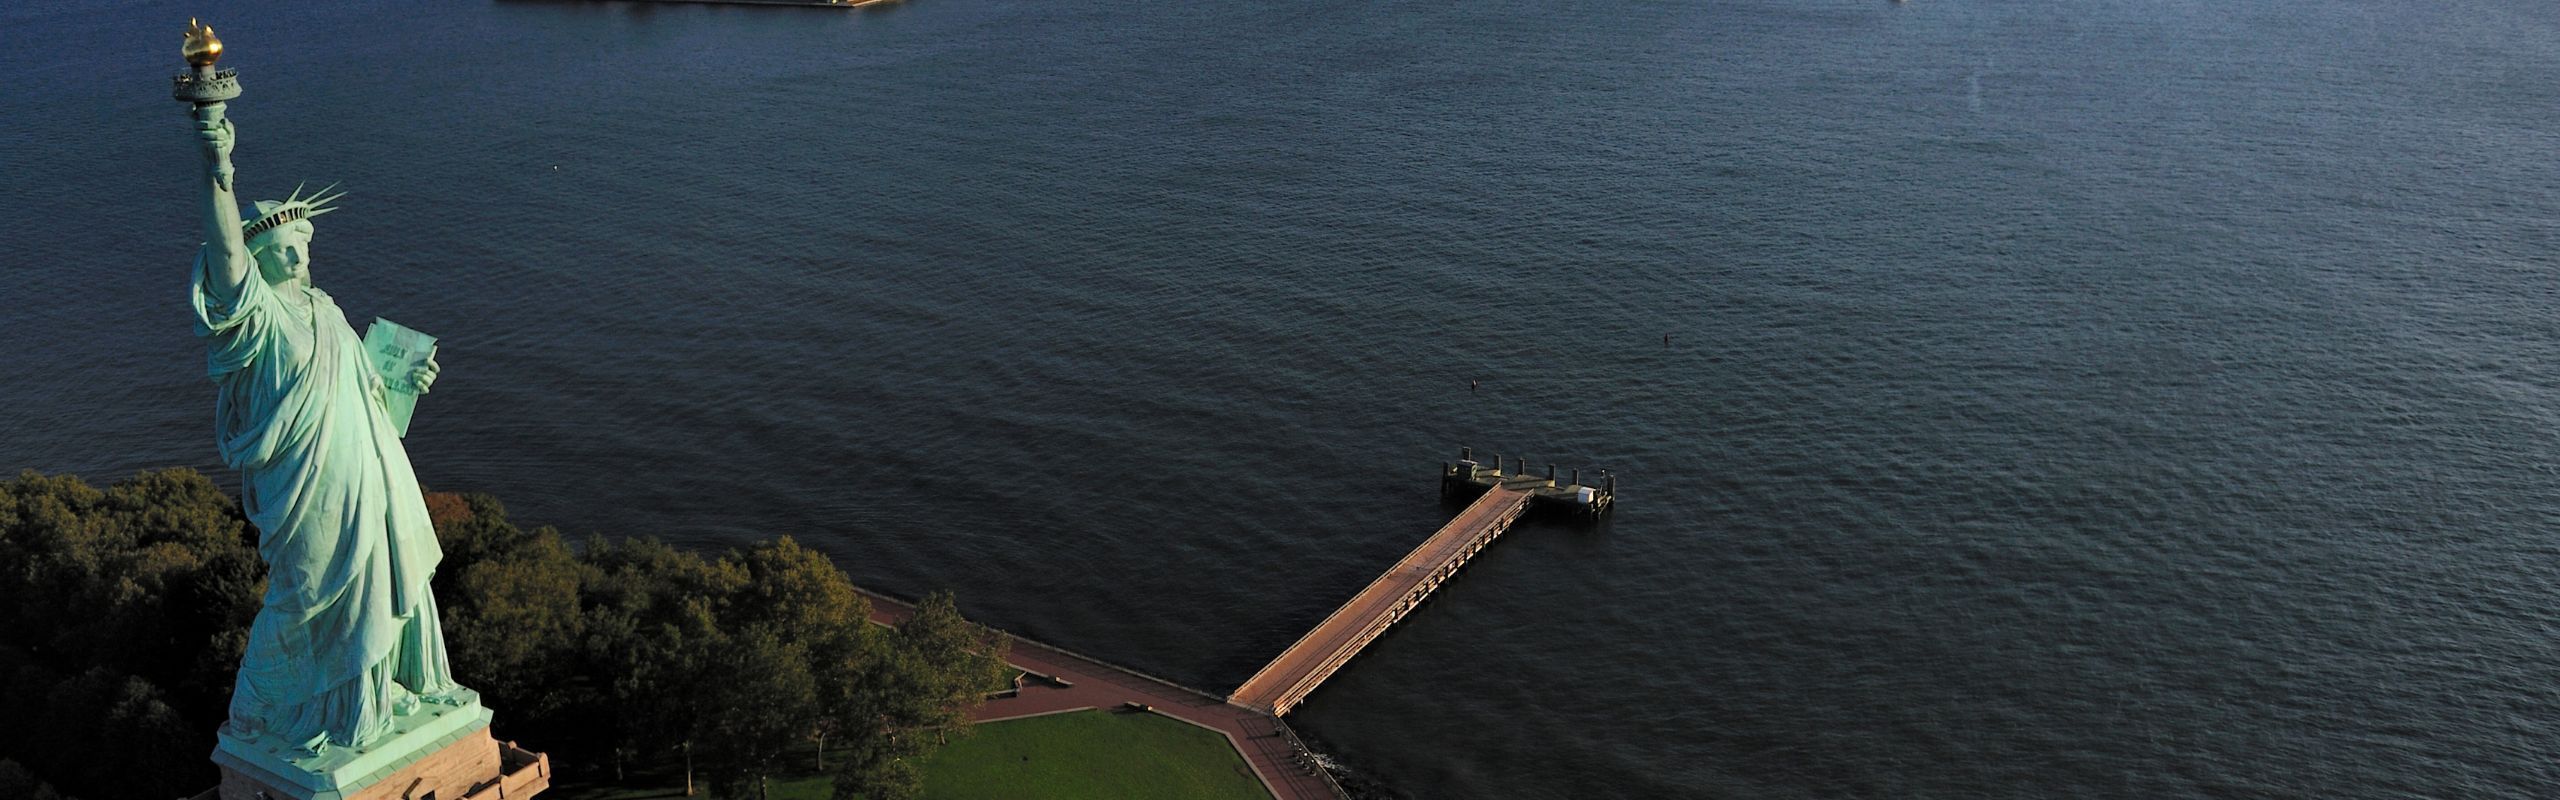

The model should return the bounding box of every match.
[244,182,343,240]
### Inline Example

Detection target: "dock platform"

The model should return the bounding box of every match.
[1439,447,1616,518]
[1230,450,1614,716]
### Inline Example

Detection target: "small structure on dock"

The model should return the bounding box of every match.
[1441,446,1614,519]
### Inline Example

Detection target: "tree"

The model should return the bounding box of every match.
[730,536,872,771]
[829,591,1009,800]
[698,626,816,800]
[442,525,589,717]
[892,591,1013,733]
[730,536,866,633]
[573,535,749,793]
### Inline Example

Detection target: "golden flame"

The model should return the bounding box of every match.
[183,18,224,67]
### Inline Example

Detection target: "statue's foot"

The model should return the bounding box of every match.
[392,689,422,717]
[421,687,472,706]
[294,731,330,758]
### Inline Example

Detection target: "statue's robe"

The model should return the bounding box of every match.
[192,252,456,751]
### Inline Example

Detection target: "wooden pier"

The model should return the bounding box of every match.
[1230,451,1614,716]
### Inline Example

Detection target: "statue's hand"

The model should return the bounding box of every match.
[194,107,235,191]
[407,355,441,395]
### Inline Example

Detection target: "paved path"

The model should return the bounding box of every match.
[860,590,1342,800]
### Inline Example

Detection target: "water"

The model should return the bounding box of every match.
[7,0,2560,796]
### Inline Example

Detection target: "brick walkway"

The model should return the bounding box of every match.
[860,589,1343,800]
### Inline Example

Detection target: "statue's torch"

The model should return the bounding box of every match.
[173,19,239,106]
[175,19,240,190]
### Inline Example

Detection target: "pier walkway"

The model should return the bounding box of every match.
[1230,481,1538,716]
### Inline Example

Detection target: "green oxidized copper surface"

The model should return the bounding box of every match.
[179,25,469,795]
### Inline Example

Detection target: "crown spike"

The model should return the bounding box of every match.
[238,180,349,238]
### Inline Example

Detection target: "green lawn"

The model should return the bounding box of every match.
[916,710,1271,800]
[548,710,1271,800]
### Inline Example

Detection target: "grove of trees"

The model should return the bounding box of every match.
[0,468,1010,800]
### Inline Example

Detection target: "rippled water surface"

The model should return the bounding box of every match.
[7,0,2560,797]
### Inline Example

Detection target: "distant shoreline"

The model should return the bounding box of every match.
[607,0,900,8]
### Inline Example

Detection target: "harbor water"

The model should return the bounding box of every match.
[5,0,2560,796]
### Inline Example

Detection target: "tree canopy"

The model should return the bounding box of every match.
[0,468,259,800]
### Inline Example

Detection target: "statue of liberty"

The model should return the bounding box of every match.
[182,23,464,757]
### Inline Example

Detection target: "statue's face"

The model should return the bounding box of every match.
[251,221,315,285]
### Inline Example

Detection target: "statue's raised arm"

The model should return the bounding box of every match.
[185,19,252,306]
